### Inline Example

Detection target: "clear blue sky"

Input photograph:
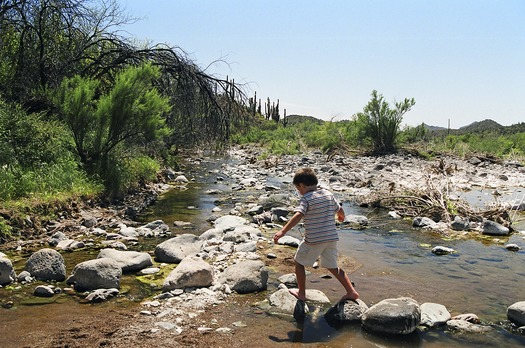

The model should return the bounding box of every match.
[118,0,524,128]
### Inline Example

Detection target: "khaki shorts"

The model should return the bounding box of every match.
[294,241,339,269]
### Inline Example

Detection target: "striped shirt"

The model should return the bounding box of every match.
[295,188,340,245]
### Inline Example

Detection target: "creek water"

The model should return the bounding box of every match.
[1,156,525,347]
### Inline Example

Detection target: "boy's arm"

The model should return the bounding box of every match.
[273,211,304,243]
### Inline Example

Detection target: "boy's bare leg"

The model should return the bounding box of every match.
[289,261,307,301]
[328,267,359,301]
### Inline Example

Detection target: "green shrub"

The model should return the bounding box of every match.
[104,151,161,198]
[0,100,101,201]
[0,217,13,241]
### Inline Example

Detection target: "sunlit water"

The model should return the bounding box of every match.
[2,156,525,347]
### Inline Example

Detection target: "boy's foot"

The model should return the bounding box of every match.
[289,288,307,301]
[340,290,360,302]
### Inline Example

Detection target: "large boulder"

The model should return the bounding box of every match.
[25,248,66,281]
[66,258,122,291]
[154,234,202,263]
[420,302,451,327]
[0,256,16,285]
[162,255,213,292]
[269,288,330,313]
[361,297,421,335]
[97,249,153,272]
[325,299,369,324]
[507,301,525,326]
[218,260,268,294]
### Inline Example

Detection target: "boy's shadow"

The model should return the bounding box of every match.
[269,300,343,344]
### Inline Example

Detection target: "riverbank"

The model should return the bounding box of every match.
[1,147,524,347]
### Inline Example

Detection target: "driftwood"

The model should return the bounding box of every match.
[359,174,512,229]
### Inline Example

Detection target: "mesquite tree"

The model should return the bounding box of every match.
[53,63,171,195]
[355,90,415,153]
[0,0,246,147]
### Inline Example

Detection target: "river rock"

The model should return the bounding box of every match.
[239,177,257,186]
[118,223,140,237]
[97,249,153,272]
[252,211,272,224]
[174,175,189,183]
[482,220,510,236]
[56,239,85,250]
[259,193,293,210]
[505,243,521,251]
[224,225,261,243]
[234,241,257,253]
[276,235,301,247]
[66,258,122,291]
[213,215,248,231]
[420,302,451,327]
[278,273,297,287]
[140,267,160,275]
[431,246,455,255]
[451,313,480,323]
[34,285,55,297]
[82,215,97,228]
[361,297,421,335]
[218,260,268,294]
[507,301,525,326]
[199,228,225,241]
[0,257,16,285]
[85,288,119,303]
[342,214,369,228]
[413,217,436,228]
[247,205,264,216]
[268,288,310,315]
[17,270,33,283]
[154,234,202,263]
[271,207,289,218]
[25,248,66,282]
[162,255,213,292]
[141,220,171,237]
[48,231,68,246]
[325,299,369,324]
[451,216,470,231]
[446,319,493,333]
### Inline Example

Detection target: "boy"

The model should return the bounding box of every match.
[273,167,359,302]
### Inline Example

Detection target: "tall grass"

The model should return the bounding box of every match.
[0,159,103,202]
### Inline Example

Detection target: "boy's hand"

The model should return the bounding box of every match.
[273,230,286,243]
[337,209,345,222]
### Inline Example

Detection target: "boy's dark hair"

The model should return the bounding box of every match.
[293,167,318,186]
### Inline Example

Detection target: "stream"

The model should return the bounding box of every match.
[138,156,525,347]
[1,155,525,347]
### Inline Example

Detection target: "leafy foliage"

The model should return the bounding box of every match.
[354,90,415,153]
[0,100,101,201]
[53,63,171,196]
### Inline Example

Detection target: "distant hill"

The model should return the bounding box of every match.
[459,119,504,133]
[284,114,324,126]
[423,119,525,135]
[422,123,447,132]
